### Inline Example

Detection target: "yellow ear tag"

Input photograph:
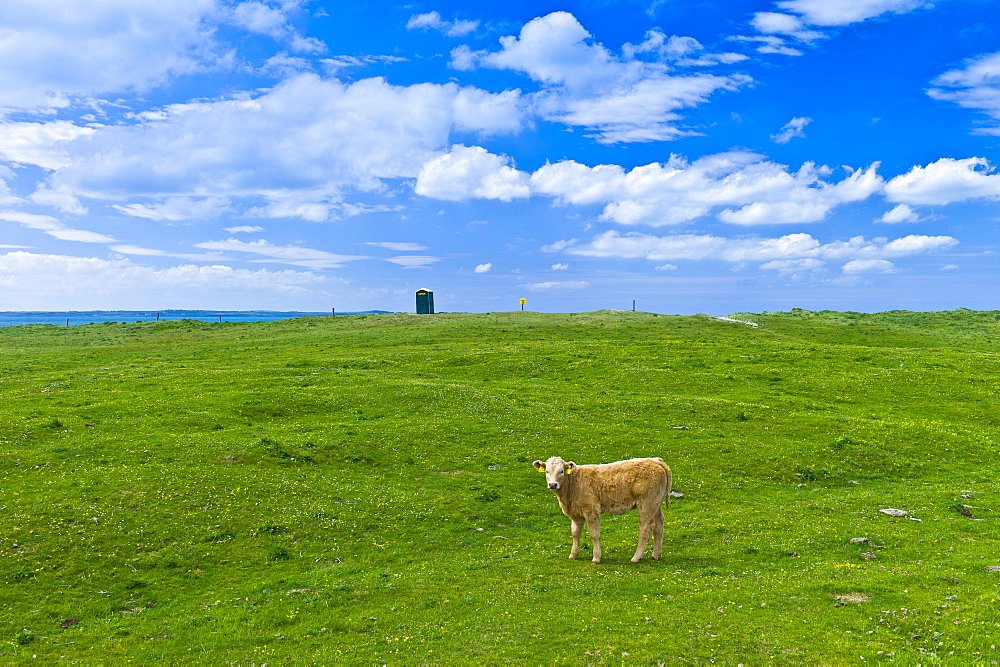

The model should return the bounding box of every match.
[565,467,573,475]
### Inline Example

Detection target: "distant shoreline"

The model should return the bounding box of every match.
[0,310,395,327]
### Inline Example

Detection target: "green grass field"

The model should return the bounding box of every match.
[2,309,998,663]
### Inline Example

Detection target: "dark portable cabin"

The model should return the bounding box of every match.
[415,289,435,314]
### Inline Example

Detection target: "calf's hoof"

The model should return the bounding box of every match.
[630,557,641,563]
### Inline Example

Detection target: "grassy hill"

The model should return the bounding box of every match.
[2,309,998,663]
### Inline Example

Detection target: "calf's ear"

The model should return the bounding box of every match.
[532,460,545,471]
[566,461,577,473]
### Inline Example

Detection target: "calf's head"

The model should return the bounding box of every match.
[532,457,576,490]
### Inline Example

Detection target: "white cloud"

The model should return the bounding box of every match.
[0,121,97,169]
[0,0,224,112]
[29,187,86,215]
[550,230,957,265]
[882,234,958,255]
[365,242,429,251]
[530,151,882,226]
[760,257,826,275]
[0,209,117,244]
[876,203,920,223]
[551,263,569,270]
[385,256,442,269]
[224,225,265,234]
[775,0,932,27]
[0,174,22,208]
[731,35,804,57]
[842,258,896,274]
[770,116,812,144]
[0,251,332,310]
[415,145,530,202]
[108,244,168,256]
[321,54,408,75]
[406,11,479,37]
[36,74,524,218]
[621,29,748,67]
[927,51,1000,136]
[751,13,823,41]
[474,262,492,273]
[113,197,229,221]
[527,280,590,290]
[449,45,481,72]
[884,157,1000,205]
[416,147,884,226]
[193,238,371,268]
[473,12,752,143]
[743,0,931,57]
[229,1,325,53]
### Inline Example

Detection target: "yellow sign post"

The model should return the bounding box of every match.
[519,298,526,311]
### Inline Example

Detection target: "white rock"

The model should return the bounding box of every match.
[879,508,908,517]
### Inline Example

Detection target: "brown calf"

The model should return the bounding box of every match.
[532,456,672,564]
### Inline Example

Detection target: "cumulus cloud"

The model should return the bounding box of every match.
[621,29,748,67]
[415,145,530,202]
[884,157,1000,205]
[770,117,812,144]
[29,187,87,215]
[531,151,882,226]
[751,13,823,41]
[927,51,1000,136]
[33,74,524,219]
[406,11,479,37]
[548,230,957,268]
[229,1,324,53]
[877,203,920,223]
[474,262,492,273]
[842,258,896,274]
[0,0,225,112]
[0,121,97,169]
[0,251,332,310]
[468,12,751,143]
[415,147,884,225]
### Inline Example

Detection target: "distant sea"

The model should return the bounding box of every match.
[0,310,394,328]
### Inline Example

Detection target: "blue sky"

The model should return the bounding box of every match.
[0,0,997,314]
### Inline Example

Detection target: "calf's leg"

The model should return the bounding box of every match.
[569,519,583,560]
[652,506,664,560]
[587,517,602,564]
[631,504,658,563]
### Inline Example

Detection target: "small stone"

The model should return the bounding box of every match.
[879,508,908,517]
